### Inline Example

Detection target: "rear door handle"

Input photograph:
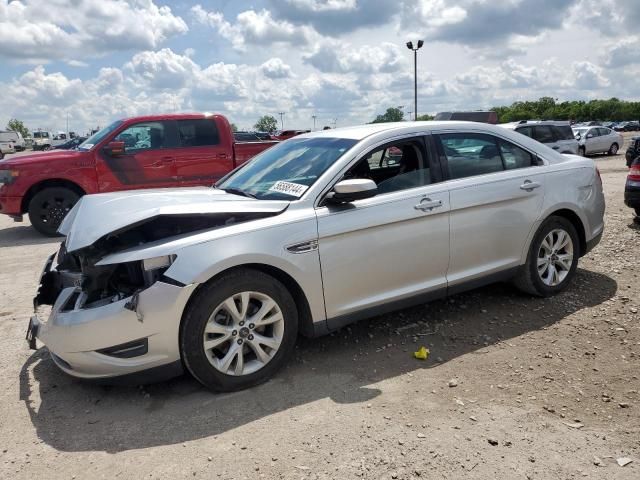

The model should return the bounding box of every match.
[414,198,443,211]
[159,156,174,163]
[552,146,560,150]
[520,180,541,191]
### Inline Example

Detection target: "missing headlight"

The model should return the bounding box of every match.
[142,255,175,272]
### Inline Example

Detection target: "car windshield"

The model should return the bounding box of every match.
[33,132,49,138]
[78,120,124,151]
[217,137,357,200]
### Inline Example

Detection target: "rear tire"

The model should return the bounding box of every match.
[513,216,580,297]
[180,269,298,392]
[28,187,79,236]
[608,143,619,155]
[635,207,640,217]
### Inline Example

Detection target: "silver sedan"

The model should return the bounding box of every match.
[28,121,605,391]
[573,125,624,156]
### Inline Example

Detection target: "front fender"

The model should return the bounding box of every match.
[98,218,327,325]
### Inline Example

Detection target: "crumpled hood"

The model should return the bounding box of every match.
[59,187,290,252]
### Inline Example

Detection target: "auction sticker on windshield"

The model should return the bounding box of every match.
[268,181,308,197]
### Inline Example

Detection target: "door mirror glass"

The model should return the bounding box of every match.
[328,179,378,203]
[586,133,593,139]
[104,141,125,156]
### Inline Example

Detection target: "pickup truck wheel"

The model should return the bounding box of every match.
[608,143,619,155]
[28,187,79,236]
[513,216,579,297]
[180,269,298,392]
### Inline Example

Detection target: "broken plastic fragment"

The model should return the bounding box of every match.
[413,346,430,360]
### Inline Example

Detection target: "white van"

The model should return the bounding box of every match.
[0,130,26,151]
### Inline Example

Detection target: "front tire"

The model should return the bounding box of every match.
[608,143,619,155]
[513,216,580,297]
[578,146,586,156]
[180,269,298,392]
[28,187,79,236]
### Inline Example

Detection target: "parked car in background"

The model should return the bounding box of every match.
[625,136,639,167]
[623,121,640,132]
[26,121,605,390]
[572,126,623,156]
[254,132,273,141]
[625,156,640,217]
[32,131,53,150]
[52,137,87,150]
[271,129,311,141]
[0,140,15,157]
[0,113,277,235]
[434,111,498,124]
[234,131,273,142]
[0,130,26,151]
[500,121,579,154]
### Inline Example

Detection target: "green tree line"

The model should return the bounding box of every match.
[491,97,640,123]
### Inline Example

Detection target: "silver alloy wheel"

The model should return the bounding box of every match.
[537,228,574,286]
[610,143,618,154]
[202,291,284,376]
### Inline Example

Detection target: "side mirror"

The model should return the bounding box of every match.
[104,141,125,156]
[586,134,593,139]
[327,179,378,203]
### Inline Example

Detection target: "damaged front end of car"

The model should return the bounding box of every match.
[28,205,287,381]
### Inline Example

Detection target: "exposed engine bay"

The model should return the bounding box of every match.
[36,212,280,311]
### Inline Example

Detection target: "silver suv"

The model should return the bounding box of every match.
[500,121,579,155]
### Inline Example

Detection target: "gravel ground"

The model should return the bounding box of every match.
[0,147,638,479]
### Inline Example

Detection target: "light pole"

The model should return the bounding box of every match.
[278,112,285,130]
[406,40,424,121]
[312,114,317,130]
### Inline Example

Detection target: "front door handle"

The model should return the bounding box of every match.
[414,198,443,211]
[552,146,560,150]
[520,180,541,191]
[159,156,174,164]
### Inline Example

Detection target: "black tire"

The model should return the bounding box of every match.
[578,146,586,157]
[608,143,619,155]
[180,268,298,392]
[28,187,79,236]
[513,216,580,297]
[635,207,640,217]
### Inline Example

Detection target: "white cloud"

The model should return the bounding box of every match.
[125,48,199,89]
[260,58,293,79]
[0,0,187,62]
[191,5,316,51]
[304,41,407,74]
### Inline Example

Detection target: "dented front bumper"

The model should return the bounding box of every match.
[30,253,196,380]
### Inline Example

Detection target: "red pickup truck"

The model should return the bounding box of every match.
[0,113,277,235]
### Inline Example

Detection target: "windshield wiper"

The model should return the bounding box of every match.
[221,188,257,199]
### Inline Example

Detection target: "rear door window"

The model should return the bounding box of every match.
[551,125,575,141]
[597,127,611,136]
[498,140,536,170]
[177,119,220,147]
[533,126,556,144]
[437,133,504,179]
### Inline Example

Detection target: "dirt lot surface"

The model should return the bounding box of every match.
[0,145,638,479]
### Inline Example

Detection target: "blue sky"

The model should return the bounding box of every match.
[1,0,639,134]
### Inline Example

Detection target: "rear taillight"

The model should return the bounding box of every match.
[628,163,640,182]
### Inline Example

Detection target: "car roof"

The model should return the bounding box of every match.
[116,113,222,123]
[298,121,521,141]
